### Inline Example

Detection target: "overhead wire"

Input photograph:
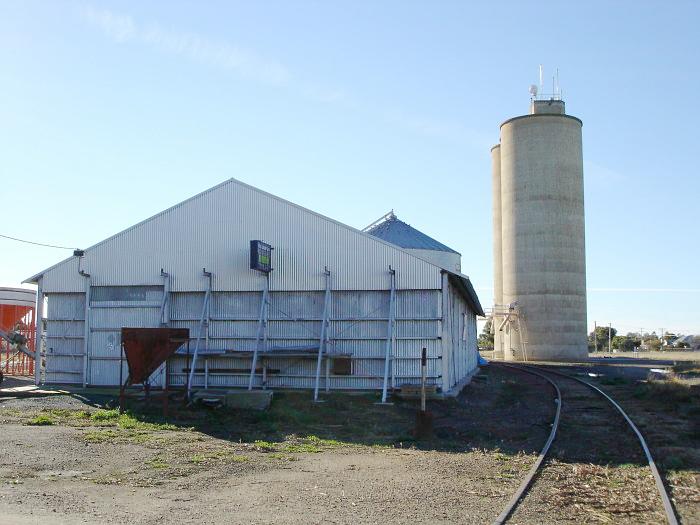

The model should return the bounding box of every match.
[0,233,76,250]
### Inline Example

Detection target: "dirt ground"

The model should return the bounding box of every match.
[0,361,698,524]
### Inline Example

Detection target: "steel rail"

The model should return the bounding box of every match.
[529,365,679,525]
[491,363,562,525]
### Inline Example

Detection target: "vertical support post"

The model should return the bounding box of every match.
[248,275,270,390]
[187,269,212,400]
[81,273,91,388]
[517,313,528,362]
[594,321,597,353]
[204,358,209,389]
[421,347,427,413]
[440,271,452,386]
[34,279,44,386]
[381,267,396,404]
[163,354,169,418]
[159,269,170,326]
[314,268,331,402]
[205,275,212,353]
[119,342,125,414]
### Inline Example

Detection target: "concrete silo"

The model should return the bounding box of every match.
[493,98,587,361]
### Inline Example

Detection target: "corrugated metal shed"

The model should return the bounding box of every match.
[27,178,483,392]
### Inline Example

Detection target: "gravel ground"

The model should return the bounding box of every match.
[0,420,531,524]
[0,369,545,525]
[1,361,697,524]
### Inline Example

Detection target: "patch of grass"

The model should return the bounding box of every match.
[27,414,54,426]
[253,440,277,452]
[83,428,153,444]
[91,409,120,422]
[73,410,93,420]
[633,380,693,407]
[84,429,120,443]
[190,454,206,464]
[493,451,510,462]
[117,413,178,431]
[282,443,322,453]
[600,376,628,386]
[268,453,298,461]
[89,409,178,431]
[144,456,168,469]
[672,363,700,377]
[305,435,347,448]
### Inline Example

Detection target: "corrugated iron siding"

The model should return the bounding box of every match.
[43,286,479,390]
[38,179,441,293]
[442,279,479,390]
[167,289,445,390]
[44,294,85,384]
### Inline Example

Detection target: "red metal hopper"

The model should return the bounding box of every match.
[120,328,189,385]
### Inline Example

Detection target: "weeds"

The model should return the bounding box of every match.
[144,456,168,469]
[267,453,298,461]
[27,414,54,426]
[282,443,322,453]
[253,440,277,452]
[633,380,693,407]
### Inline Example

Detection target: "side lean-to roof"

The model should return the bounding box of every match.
[25,178,482,313]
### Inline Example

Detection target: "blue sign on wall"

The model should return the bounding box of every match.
[250,240,273,273]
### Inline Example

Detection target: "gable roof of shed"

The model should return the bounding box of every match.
[25,178,438,282]
[23,178,482,314]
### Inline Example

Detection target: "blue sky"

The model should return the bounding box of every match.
[1,1,698,336]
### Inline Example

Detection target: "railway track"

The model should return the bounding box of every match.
[492,363,678,525]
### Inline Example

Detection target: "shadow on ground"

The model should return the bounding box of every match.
[2,367,557,455]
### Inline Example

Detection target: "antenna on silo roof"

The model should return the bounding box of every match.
[539,64,543,94]
[529,84,538,100]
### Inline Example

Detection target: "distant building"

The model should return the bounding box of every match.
[672,335,700,350]
[25,179,483,397]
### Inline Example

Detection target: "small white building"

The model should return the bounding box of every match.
[25,179,483,396]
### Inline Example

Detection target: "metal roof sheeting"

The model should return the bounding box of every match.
[366,214,460,254]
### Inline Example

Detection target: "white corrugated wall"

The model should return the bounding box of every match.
[43,286,479,391]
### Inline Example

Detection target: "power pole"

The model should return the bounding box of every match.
[594,321,597,353]
[661,328,665,351]
[640,327,644,352]
[608,323,612,353]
